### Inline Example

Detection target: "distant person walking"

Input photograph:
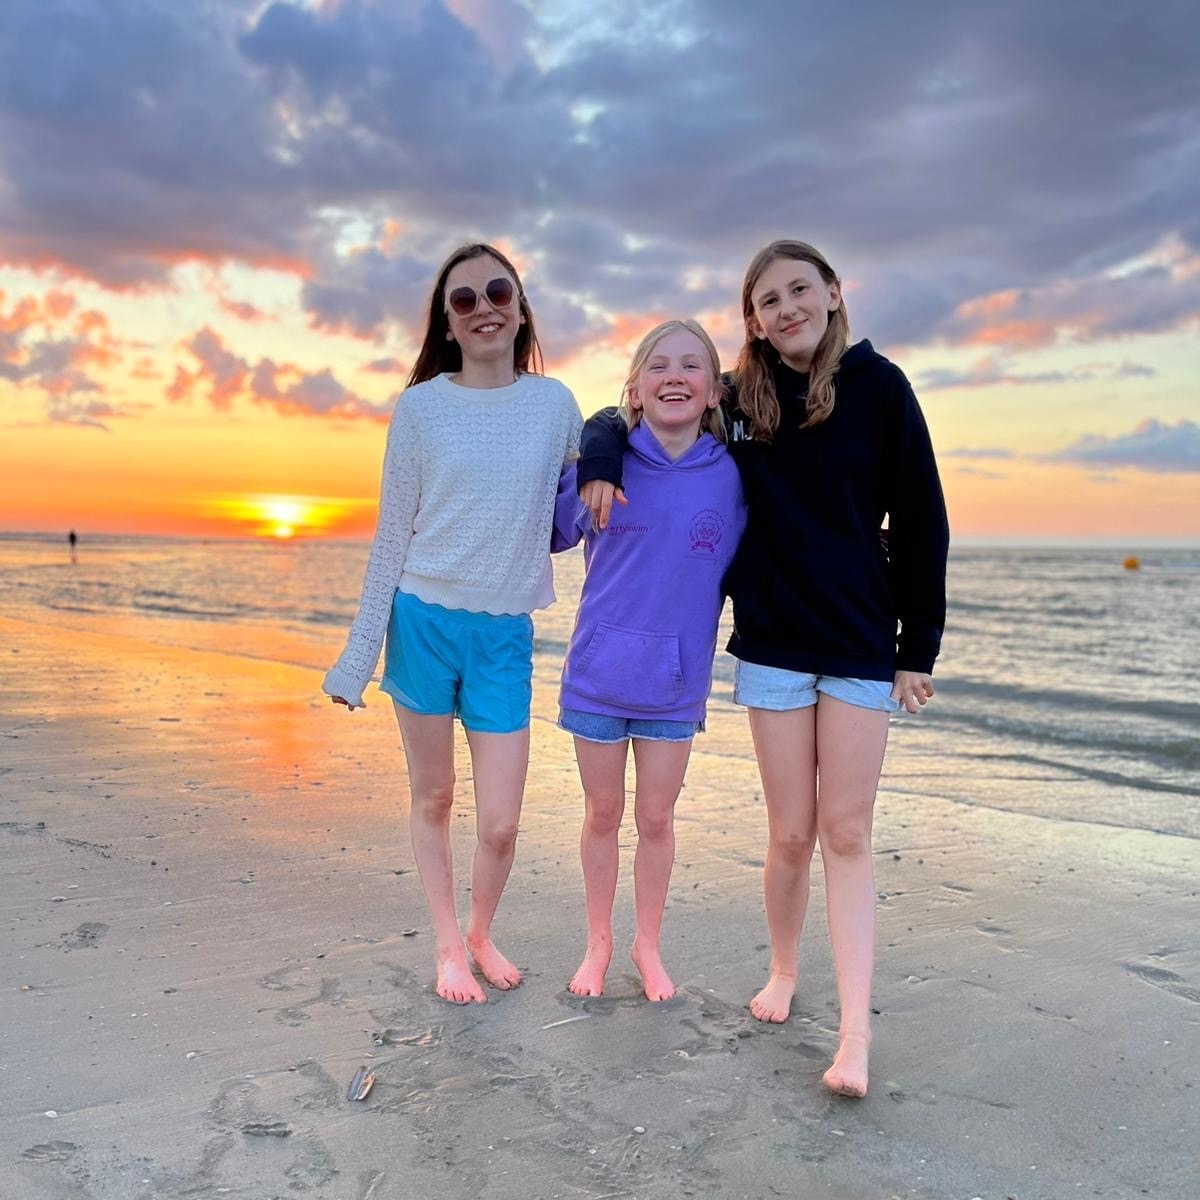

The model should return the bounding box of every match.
[324,243,582,1006]
[68,529,77,563]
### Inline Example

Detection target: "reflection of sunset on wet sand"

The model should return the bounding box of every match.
[3,574,1197,1195]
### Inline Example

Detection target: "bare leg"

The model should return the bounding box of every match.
[463,726,530,990]
[568,737,628,995]
[747,707,818,1022]
[815,696,890,1097]
[629,737,692,1001]
[393,703,484,1005]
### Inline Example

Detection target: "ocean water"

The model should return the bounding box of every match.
[2,534,1197,839]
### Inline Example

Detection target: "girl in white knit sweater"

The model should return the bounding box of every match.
[324,243,582,1005]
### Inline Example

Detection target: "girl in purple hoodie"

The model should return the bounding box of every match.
[552,320,746,1002]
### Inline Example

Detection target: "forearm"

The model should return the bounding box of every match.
[577,406,627,491]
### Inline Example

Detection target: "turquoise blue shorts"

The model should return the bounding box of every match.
[382,591,533,734]
[733,660,900,714]
[558,707,702,744]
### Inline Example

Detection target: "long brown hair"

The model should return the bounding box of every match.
[617,319,727,441]
[734,240,849,441]
[406,243,543,387]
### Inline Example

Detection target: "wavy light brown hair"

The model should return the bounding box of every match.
[618,319,726,442]
[734,240,849,440]
[406,242,543,386]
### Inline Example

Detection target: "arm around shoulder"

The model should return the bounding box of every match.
[577,406,628,490]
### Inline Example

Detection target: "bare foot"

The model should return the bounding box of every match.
[466,934,522,991]
[435,949,486,1005]
[822,1032,870,1098]
[568,943,612,996]
[631,940,676,1002]
[749,971,796,1023]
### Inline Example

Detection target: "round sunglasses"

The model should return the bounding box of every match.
[447,277,516,316]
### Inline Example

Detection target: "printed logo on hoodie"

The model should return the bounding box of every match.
[689,509,726,557]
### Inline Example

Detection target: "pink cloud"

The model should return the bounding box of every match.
[170,326,390,421]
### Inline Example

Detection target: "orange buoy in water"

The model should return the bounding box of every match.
[1123,556,1140,570]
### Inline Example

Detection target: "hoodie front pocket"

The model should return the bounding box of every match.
[572,623,684,709]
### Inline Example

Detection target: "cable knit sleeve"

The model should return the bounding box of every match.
[322,396,421,707]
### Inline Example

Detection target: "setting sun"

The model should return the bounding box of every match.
[203,494,368,539]
[261,498,305,539]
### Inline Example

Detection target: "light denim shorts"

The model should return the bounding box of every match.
[733,660,900,714]
[382,591,533,734]
[558,707,703,745]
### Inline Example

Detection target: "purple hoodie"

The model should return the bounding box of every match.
[553,422,747,722]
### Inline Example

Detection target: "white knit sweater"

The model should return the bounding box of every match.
[323,372,583,707]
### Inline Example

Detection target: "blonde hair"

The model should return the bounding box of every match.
[734,240,849,441]
[617,319,726,441]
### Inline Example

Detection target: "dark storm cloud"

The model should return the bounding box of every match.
[0,0,1196,353]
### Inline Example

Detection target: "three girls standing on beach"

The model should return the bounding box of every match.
[577,240,949,1097]
[326,236,947,1102]
[324,243,582,1006]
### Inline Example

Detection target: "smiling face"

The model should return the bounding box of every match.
[748,256,842,373]
[443,254,523,370]
[628,328,720,445]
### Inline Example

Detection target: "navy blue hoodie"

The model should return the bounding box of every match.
[577,340,948,682]
[554,423,746,721]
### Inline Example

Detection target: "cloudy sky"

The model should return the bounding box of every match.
[1,0,1197,540]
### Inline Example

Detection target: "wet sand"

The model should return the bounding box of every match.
[2,611,1197,1199]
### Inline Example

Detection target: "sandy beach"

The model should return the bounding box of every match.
[2,609,1197,1200]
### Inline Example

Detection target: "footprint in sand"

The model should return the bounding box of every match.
[887,1087,938,1106]
[292,1061,345,1112]
[21,1141,78,1163]
[1125,961,1200,1004]
[973,921,1026,953]
[60,921,109,950]
[257,963,306,992]
[277,977,346,1026]
[373,1026,443,1048]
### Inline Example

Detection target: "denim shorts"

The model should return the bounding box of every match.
[381,590,533,734]
[558,707,702,745]
[733,660,900,714]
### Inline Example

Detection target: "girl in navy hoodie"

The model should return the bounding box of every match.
[553,320,746,1003]
[577,242,949,1096]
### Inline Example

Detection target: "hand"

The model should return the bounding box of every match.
[331,695,359,712]
[891,671,934,715]
[580,479,627,531]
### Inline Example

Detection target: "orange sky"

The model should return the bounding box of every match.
[5,412,1197,545]
[2,274,1197,544]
